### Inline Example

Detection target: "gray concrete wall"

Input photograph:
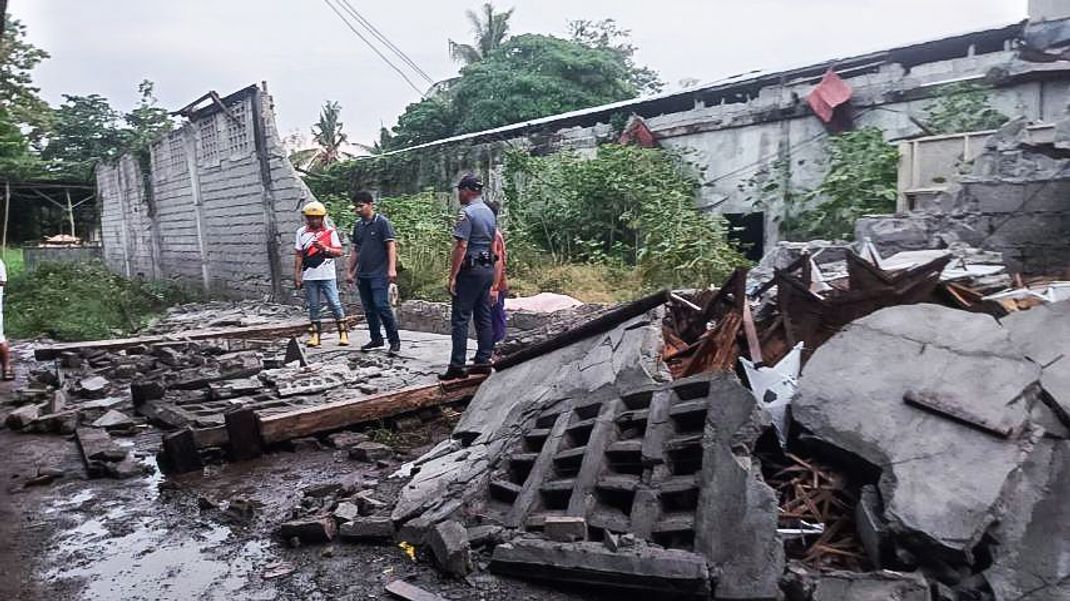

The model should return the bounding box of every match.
[97,86,317,300]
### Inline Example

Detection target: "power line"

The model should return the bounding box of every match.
[321,0,426,97]
[335,0,435,86]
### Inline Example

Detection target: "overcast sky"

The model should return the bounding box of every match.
[14,0,1027,146]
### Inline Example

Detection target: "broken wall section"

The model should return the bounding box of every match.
[859,117,1070,274]
[97,85,315,301]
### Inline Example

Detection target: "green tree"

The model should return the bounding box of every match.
[448,3,514,65]
[0,16,52,143]
[784,127,899,241]
[386,34,649,149]
[0,106,40,179]
[291,100,355,172]
[569,19,663,94]
[41,94,128,181]
[124,80,173,152]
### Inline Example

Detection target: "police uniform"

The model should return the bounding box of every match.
[449,198,497,367]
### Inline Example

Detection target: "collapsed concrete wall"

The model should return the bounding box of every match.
[97,85,315,300]
[858,117,1070,273]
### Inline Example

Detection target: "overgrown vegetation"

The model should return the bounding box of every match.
[505,144,748,290]
[742,127,898,241]
[1,247,25,279]
[6,261,189,341]
[923,82,1010,135]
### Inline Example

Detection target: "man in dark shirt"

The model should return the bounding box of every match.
[346,191,401,354]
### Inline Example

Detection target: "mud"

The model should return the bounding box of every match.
[0,384,609,600]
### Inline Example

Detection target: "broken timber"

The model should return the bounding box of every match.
[256,376,486,445]
[34,316,362,360]
[493,289,669,371]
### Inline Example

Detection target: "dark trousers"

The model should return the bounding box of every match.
[356,275,400,344]
[450,264,495,366]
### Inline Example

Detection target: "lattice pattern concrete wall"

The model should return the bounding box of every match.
[97,85,314,300]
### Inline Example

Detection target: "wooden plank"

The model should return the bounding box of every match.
[494,290,669,370]
[741,300,763,364]
[257,376,485,445]
[34,316,362,360]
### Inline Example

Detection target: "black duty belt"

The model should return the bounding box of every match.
[462,250,496,268]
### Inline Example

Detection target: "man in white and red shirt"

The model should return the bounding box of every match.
[294,201,346,347]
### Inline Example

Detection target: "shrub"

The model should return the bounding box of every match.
[6,260,189,341]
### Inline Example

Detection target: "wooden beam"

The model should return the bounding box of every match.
[257,376,486,445]
[494,289,669,371]
[34,316,362,360]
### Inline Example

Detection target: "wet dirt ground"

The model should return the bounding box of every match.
[0,370,614,601]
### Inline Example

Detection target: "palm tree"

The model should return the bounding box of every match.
[448,3,514,65]
[290,101,375,171]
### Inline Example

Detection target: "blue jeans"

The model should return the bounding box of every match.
[450,264,495,366]
[356,276,399,344]
[304,279,344,323]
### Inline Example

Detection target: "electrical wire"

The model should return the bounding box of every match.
[321,0,426,97]
[335,0,435,86]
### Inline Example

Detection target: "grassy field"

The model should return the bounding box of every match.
[1,247,24,279]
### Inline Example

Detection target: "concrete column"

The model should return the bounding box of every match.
[183,127,212,292]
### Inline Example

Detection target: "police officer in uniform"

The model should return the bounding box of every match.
[440,174,497,380]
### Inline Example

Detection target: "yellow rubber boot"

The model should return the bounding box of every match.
[337,320,350,346]
[307,322,322,347]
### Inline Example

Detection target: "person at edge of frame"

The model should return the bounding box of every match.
[439,174,497,381]
[346,190,401,355]
[486,199,508,351]
[293,200,347,348]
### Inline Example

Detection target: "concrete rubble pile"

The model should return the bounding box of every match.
[3,301,433,481]
[283,242,1066,601]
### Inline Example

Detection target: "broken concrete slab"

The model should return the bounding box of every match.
[5,403,43,430]
[1002,300,1070,428]
[333,502,361,523]
[130,379,166,405]
[467,524,505,548]
[327,430,369,449]
[812,570,930,601]
[349,441,392,463]
[694,373,783,600]
[983,439,1070,601]
[75,427,130,478]
[264,362,356,398]
[279,515,336,544]
[855,485,894,569]
[490,539,710,598]
[428,520,472,578]
[339,516,395,540]
[91,409,134,430]
[794,304,1042,559]
[393,312,664,527]
[208,377,263,400]
[77,375,110,398]
[384,580,448,601]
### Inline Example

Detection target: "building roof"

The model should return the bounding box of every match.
[374,20,1026,157]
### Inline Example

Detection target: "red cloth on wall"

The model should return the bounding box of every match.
[807,69,853,123]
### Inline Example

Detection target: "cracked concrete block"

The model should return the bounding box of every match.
[429,520,472,578]
[1003,300,1070,429]
[983,439,1070,601]
[544,516,587,542]
[813,570,930,601]
[92,409,134,430]
[695,374,783,600]
[5,403,43,430]
[490,539,710,597]
[794,304,1042,560]
[130,379,166,405]
[339,516,395,540]
[279,515,336,543]
[333,502,360,523]
[349,442,393,463]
